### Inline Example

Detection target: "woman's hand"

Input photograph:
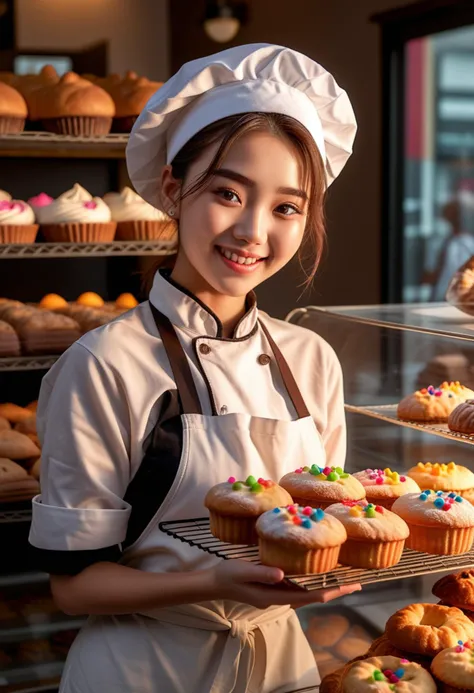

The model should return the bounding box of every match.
[207,559,361,609]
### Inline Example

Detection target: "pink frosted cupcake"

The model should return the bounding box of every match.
[0,199,38,243]
[353,468,421,509]
[103,187,176,241]
[28,192,54,219]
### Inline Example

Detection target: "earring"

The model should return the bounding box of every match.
[169,208,175,217]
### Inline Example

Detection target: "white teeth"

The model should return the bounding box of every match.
[237,256,246,264]
[224,250,232,260]
[231,253,239,263]
[244,257,255,265]
[219,247,261,265]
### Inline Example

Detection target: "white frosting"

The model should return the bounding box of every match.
[392,491,474,527]
[103,187,169,222]
[325,502,410,541]
[36,184,111,224]
[256,506,347,549]
[0,201,35,225]
[0,190,12,201]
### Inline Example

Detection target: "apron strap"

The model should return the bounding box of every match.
[258,319,310,419]
[150,303,203,415]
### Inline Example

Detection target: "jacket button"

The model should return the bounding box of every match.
[199,343,211,355]
[258,353,271,365]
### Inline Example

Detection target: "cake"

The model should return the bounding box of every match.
[407,462,474,494]
[397,382,474,423]
[103,187,176,240]
[449,400,474,435]
[325,500,409,568]
[0,190,11,201]
[13,65,59,123]
[392,491,474,555]
[255,504,347,574]
[28,192,54,219]
[353,468,421,509]
[340,656,437,692]
[37,184,116,243]
[0,199,38,244]
[279,465,365,509]
[0,81,27,133]
[204,475,293,544]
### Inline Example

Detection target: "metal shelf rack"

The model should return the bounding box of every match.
[0,239,176,259]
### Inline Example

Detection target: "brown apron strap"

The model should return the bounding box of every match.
[258,319,311,420]
[149,303,203,415]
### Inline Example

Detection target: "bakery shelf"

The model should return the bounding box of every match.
[0,660,64,687]
[0,356,58,372]
[0,573,48,589]
[0,239,176,259]
[0,616,84,645]
[0,131,128,159]
[159,517,474,590]
[0,509,32,524]
[345,403,474,446]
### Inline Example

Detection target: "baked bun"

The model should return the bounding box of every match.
[0,402,34,424]
[432,570,474,610]
[341,656,436,692]
[353,468,420,509]
[279,465,365,509]
[431,639,474,691]
[97,71,162,132]
[448,400,474,434]
[367,634,433,670]
[0,320,20,357]
[386,603,474,656]
[14,415,36,436]
[407,461,474,493]
[306,613,350,648]
[0,430,41,459]
[0,417,10,431]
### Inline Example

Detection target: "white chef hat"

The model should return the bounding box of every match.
[126,43,357,210]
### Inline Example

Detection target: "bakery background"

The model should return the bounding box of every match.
[1,0,474,691]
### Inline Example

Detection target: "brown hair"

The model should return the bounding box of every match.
[143,112,327,291]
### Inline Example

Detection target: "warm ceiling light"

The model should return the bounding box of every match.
[204,1,245,43]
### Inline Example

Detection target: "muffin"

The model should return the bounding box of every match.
[325,500,409,568]
[34,72,115,136]
[398,382,474,423]
[392,491,474,555]
[37,184,116,243]
[204,475,293,544]
[104,187,176,241]
[340,656,437,691]
[407,462,474,495]
[449,400,474,435]
[13,65,59,123]
[0,199,38,243]
[96,71,163,132]
[0,81,27,133]
[431,640,474,692]
[279,465,365,509]
[353,468,421,509]
[432,570,474,612]
[256,504,347,574]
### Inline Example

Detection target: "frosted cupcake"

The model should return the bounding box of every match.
[0,200,38,243]
[431,640,474,691]
[28,192,54,220]
[407,462,474,496]
[36,184,116,242]
[256,504,347,574]
[103,187,176,241]
[353,468,420,509]
[392,491,474,555]
[279,464,366,509]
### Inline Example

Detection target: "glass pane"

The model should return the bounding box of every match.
[404,26,474,304]
[13,55,73,76]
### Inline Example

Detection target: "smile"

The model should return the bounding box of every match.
[218,247,265,265]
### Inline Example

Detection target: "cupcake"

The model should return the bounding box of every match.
[392,491,474,555]
[325,500,409,568]
[0,82,27,133]
[103,187,176,241]
[204,475,293,544]
[0,199,38,243]
[407,462,474,495]
[431,640,474,691]
[35,72,115,136]
[279,465,366,509]
[341,656,437,692]
[13,65,59,124]
[37,184,116,243]
[28,192,54,218]
[256,504,347,574]
[353,468,421,509]
[96,71,163,132]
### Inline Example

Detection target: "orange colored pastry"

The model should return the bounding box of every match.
[407,462,474,494]
[398,382,474,423]
[204,475,293,544]
[96,70,162,132]
[115,293,138,309]
[0,417,10,431]
[14,415,36,436]
[76,292,104,308]
[0,82,27,133]
[386,603,474,657]
[0,402,34,424]
[13,65,59,122]
[0,430,41,459]
[463,487,474,506]
[353,468,420,509]
[432,570,474,611]
[392,491,474,555]
[279,465,365,509]
[367,634,433,670]
[449,400,474,435]
[39,293,68,310]
[256,503,347,574]
[340,656,437,691]
[431,639,474,691]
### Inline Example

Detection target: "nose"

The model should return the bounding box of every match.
[232,205,268,245]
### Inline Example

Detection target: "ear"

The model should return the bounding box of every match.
[160,165,182,219]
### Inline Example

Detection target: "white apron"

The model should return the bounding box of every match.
[59,305,324,693]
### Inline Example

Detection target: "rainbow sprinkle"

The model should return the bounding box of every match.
[227,475,274,493]
[294,465,349,481]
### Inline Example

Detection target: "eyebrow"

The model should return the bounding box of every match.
[212,167,308,201]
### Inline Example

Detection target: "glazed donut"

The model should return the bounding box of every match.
[386,603,474,656]
[341,656,436,692]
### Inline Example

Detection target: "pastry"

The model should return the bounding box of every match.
[26,400,38,412]
[432,570,474,611]
[0,320,20,356]
[255,504,347,574]
[446,254,474,317]
[392,490,474,555]
[0,402,34,423]
[0,417,10,431]
[334,636,372,661]
[0,81,27,133]
[0,457,29,481]
[28,192,54,218]
[13,65,59,122]
[0,190,11,200]
[76,291,104,308]
[97,71,162,132]
[386,604,474,656]
[279,465,365,509]
[407,462,474,494]
[367,634,433,670]
[30,456,41,480]
[431,639,474,691]
[398,382,474,424]
[449,400,474,435]
[306,613,350,647]
[37,184,116,243]
[0,198,38,244]
[104,187,176,240]
[14,415,36,436]
[0,476,40,502]
[325,500,409,568]
[314,651,345,680]
[340,656,437,692]
[353,468,420,509]
[0,431,40,459]
[38,293,68,310]
[115,293,138,310]
[10,311,81,354]
[35,71,115,136]
[463,487,474,506]
[320,665,346,693]
[204,475,293,544]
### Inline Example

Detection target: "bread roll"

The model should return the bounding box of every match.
[0,402,33,423]
[0,430,41,459]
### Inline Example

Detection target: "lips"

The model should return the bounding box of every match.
[217,246,266,265]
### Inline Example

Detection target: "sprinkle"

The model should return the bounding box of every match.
[302,506,313,516]
[458,640,464,645]
[340,473,349,479]
[292,515,302,526]
[349,506,362,517]
[400,659,409,664]
[312,508,325,522]
[419,493,428,501]
[323,467,332,476]
[436,490,443,496]
[246,475,257,487]
[400,476,406,482]
[434,497,445,509]
[373,670,385,681]
[425,489,432,494]
[295,468,303,474]
[456,496,463,502]
[449,492,457,498]
[375,505,384,513]
[456,645,464,653]
[303,466,310,472]
[232,481,245,491]
[335,467,344,474]
[366,507,376,518]
[228,476,236,483]
[273,508,281,513]
[376,477,384,485]
[251,483,263,493]
[302,519,312,529]
[394,668,405,678]
[287,505,297,515]
[442,503,451,511]
[327,471,339,481]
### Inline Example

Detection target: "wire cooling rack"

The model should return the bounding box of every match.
[159,517,474,591]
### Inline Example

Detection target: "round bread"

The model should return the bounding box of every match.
[35,72,115,118]
[432,570,474,610]
[0,430,40,459]
[204,477,292,518]
[0,417,10,431]
[407,461,474,493]
[398,386,462,423]
[386,603,474,656]
[334,636,371,661]
[14,415,36,436]
[99,71,163,118]
[0,82,27,117]
[320,665,345,693]
[353,468,420,508]
[0,402,34,424]
[279,465,365,508]
[463,487,474,506]
[306,613,350,647]
[446,254,474,316]
[449,400,474,434]
[431,640,474,691]
[341,655,436,692]
[0,457,28,482]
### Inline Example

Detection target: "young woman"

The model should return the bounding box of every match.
[29,44,359,692]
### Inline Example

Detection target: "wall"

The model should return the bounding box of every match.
[16,0,169,80]
[170,0,419,316]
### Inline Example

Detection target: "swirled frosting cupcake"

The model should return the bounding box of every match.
[353,468,421,509]
[37,184,116,243]
[279,464,366,508]
[103,187,175,241]
[0,200,38,243]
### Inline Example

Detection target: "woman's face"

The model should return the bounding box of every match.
[165,130,310,299]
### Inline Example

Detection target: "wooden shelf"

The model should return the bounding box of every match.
[0,132,128,159]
